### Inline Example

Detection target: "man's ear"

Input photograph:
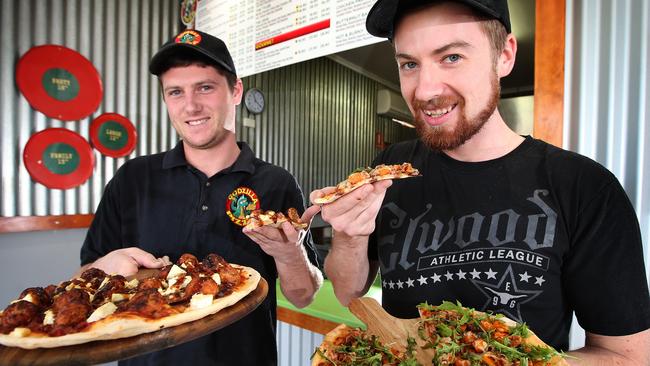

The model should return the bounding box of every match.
[497,34,517,78]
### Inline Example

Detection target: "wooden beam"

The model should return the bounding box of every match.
[534,0,566,147]
[0,214,94,233]
[277,307,340,335]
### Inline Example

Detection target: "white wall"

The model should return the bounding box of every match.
[0,229,87,306]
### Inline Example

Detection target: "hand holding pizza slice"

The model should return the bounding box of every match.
[313,163,420,205]
[244,207,309,230]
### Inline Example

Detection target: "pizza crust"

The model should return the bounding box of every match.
[313,163,420,205]
[0,265,260,349]
[311,323,349,366]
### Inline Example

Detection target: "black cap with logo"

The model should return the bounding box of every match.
[366,0,511,39]
[149,29,236,76]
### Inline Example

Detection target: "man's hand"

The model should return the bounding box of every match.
[311,180,392,237]
[243,205,323,308]
[242,205,321,263]
[81,247,171,277]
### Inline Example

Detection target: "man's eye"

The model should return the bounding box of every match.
[400,61,417,70]
[444,54,461,63]
[199,85,213,92]
[167,90,181,97]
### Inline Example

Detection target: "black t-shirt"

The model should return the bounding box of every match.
[81,141,319,366]
[368,136,650,351]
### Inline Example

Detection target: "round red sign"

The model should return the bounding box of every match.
[16,45,103,121]
[23,128,95,189]
[90,113,137,158]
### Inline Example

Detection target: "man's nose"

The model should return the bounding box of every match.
[414,65,445,102]
[184,93,202,113]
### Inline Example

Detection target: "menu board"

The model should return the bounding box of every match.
[195,0,382,78]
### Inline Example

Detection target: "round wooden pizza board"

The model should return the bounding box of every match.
[0,277,268,366]
[348,297,435,365]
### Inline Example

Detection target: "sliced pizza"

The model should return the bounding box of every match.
[244,207,308,230]
[314,163,420,204]
[312,323,420,366]
[417,301,569,366]
[0,253,260,349]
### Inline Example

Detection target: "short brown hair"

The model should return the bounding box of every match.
[477,18,509,65]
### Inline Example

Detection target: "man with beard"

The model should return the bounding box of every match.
[312,1,650,364]
[79,29,322,365]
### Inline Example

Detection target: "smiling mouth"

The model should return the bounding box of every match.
[186,118,208,126]
[423,104,456,118]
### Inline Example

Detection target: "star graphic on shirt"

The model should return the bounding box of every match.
[485,268,498,279]
[388,280,395,289]
[444,271,455,281]
[405,278,415,288]
[471,265,542,322]
[470,268,482,279]
[534,276,546,286]
[456,269,467,280]
[396,280,404,289]
[519,271,532,283]
[417,275,428,285]
[431,273,442,283]
[382,279,387,287]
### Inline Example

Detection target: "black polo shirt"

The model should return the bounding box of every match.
[81,141,318,366]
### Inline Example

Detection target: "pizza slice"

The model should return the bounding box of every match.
[0,253,260,349]
[417,301,569,366]
[312,323,421,366]
[244,207,308,230]
[314,163,420,204]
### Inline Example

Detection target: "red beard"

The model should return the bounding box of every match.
[412,73,500,151]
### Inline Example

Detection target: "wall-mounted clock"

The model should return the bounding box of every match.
[244,88,265,114]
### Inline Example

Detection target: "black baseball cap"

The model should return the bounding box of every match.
[366,0,511,39]
[149,29,237,76]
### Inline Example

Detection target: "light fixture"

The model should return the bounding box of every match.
[392,118,415,128]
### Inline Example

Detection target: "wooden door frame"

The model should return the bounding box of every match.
[534,0,565,147]
[0,0,566,234]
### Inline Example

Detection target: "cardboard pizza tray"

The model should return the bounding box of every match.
[0,278,268,366]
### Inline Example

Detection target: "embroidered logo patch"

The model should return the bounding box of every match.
[175,30,201,45]
[226,186,260,226]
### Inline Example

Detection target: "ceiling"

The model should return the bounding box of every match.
[328,0,536,98]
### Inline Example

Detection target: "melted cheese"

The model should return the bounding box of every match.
[43,310,55,325]
[97,276,110,289]
[87,302,117,323]
[10,293,35,304]
[125,278,139,289]
[167,264,187,280]
[10,327,31,337]
[211,273,222,285]
[189,293,214,309]
[111,293,132,302]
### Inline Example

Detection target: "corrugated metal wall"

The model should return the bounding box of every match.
[277,321,324,366]
[0,0,414,218]
[0,0,180,216]
[564,0,650,280]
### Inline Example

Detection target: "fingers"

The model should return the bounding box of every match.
[301,205,321,222]
[310,186,336,204]
[125,248,168,269]
[319,180,392,236]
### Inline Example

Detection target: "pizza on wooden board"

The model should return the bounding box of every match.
[311,323,420,366]
[244,207,308,230]
[313,301,570,366]
[0,253,260,349]
[416,301,569,366]
[313,163,420,204]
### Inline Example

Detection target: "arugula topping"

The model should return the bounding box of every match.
[416,301,564,364]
